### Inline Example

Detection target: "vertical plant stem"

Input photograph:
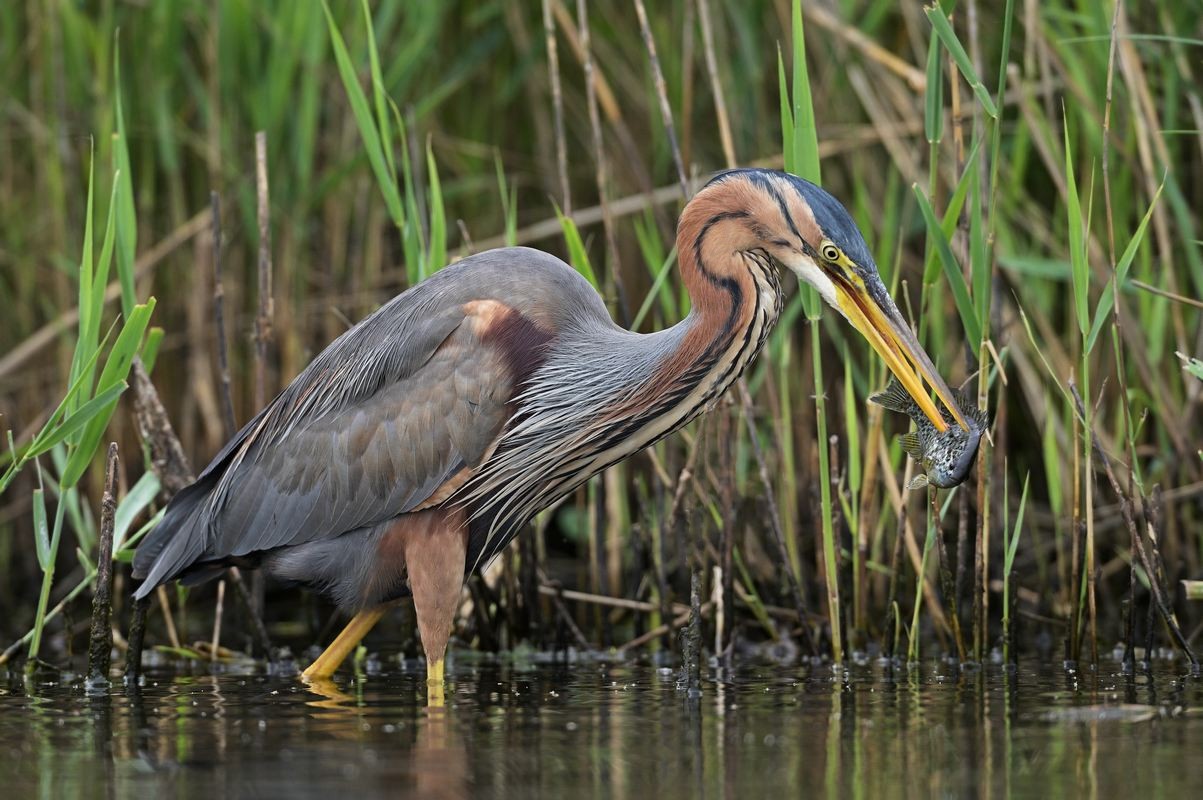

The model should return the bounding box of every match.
[1071,385,1198,667]
[576,0,630,325]
[1068,398,1082,663]
[738,382,818,655]
[87,442,119,684]
[695,0,735,169]
[812,322,842,663]
[541,0,571,214]
[28,487,68,665]
[908,489,938,664]
[633,0,687,197]
[210,191,236,439]
[253,131,274,413]
[935,495,967,663]
[253,130,274,619]
[1082,358,1098,665]
[974,343,991,663]
[124,596,149,684]
[209,578,225,663]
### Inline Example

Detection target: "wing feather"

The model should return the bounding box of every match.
[134,288,518,594]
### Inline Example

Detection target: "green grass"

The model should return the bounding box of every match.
[0,0,1199,670]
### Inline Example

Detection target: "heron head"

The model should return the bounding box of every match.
[705,168,970,433]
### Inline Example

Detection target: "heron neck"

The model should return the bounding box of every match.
[632,239,780,423]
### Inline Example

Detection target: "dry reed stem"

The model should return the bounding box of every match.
[210,191,236,439]
[695,0,735,169]
[576,0,630,325]
[155,585,181,650]
[633,0,687,197]
[209,579,225,664]
[619,601,713,653]
[542,0,571,213]
[805,2,927,92]
[86,442,119,684]
[123,597,149,683]
[738,382,818,655]
[253,131,274,412]
[1070,383,1198,667]
[877,438,951,636]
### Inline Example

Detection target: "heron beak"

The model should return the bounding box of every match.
[830,275,970,433]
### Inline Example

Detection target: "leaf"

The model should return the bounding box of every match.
[62,300,156,488]
[113,37,138,317]
[70,175,121,421]
[789,0,821,184]
[425,137,446,272]
[113,470,161,552]
[632,248,679,330]
[555,205,599,290]
[777,46,793,172]
[141,327,165,374]
[914,185,982,344]
[115,506,166,557]
[361,0,395,180]
[922,138,981,284]
[925,5,999,118]
[322,0,404,229]
[24,382,128,460]
[924,30,944,145]
[1063,115,1090,336]
[1005,472,1030,572]
[1085,179,1164,354]
[33,488,50,571]
[1177,352,1203,382]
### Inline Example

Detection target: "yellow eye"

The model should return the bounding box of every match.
[821,243,841,262]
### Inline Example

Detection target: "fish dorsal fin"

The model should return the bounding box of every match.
[899,432,924,460]
[869,379,912,413]
[907,474,930,491]
[952,387,990,428]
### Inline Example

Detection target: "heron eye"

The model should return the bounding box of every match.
[821,243,841,262]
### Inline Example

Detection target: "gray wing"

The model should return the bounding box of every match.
[132,250,579,596]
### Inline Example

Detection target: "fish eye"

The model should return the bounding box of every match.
[820,242,841,262]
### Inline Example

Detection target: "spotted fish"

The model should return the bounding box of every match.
[869,378,987,490]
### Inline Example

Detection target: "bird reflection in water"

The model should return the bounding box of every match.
[303,676,468,800]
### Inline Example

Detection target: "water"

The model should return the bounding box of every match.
[2,657,1201,798]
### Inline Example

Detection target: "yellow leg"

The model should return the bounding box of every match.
[426,657,446,707]
[301,605,388,682]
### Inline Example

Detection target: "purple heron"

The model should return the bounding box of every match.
[133,168,972,689]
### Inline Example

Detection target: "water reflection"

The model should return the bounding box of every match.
[1,659,1201,798]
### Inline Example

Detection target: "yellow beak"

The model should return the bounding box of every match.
[831,274,969,433]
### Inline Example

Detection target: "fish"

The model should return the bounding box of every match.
[869,378,988,490]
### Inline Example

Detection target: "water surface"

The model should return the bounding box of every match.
[2,657,1200,798]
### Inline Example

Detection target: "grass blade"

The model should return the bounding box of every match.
[555,205,599,289]
[1064,115,1090,336]
[925,5,999,118]
[1086,179,1164,353]
[322,0,404,228]
[113,36,138,317]
[61,300,156,487]
[32,487,50,572]
[914,185,982,344]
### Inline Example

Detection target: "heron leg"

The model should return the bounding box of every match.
[404,518,467,706]
[301,604,389,682]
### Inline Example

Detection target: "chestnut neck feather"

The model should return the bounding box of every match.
[637,179,782,405]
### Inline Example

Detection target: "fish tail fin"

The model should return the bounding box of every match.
[869,379,913,413]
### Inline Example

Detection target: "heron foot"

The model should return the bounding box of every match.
[300,605,388,682]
